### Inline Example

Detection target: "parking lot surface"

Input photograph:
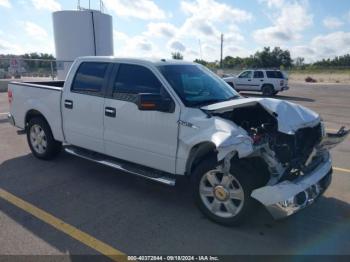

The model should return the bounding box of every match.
[1,82,350,257]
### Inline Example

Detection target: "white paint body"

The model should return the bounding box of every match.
[53,10,113,80]
[8,57,320,175]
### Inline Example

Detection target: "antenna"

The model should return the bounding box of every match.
[198,39,203,60]
[100,0,104,12]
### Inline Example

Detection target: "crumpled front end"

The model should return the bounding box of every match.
[251,127,349,219]
[203,98,349,219]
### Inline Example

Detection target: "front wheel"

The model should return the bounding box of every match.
[192,157,259,226]
[26,117,62,160]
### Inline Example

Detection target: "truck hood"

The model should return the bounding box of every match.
[201,97,320,134]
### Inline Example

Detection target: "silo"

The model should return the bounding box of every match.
[52,10,113,80]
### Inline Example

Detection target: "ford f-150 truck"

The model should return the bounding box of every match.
[7,57,349,225]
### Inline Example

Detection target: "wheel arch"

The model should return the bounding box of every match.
[261,83,274,90]
[186,141,217,176]
[25,109,50,130]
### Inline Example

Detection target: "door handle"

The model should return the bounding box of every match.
[248,79,251,81]
[64,100,73,109]
[105,107,116,117]
[260,79,264,82]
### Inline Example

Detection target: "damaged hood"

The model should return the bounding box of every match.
[201,97,320,134]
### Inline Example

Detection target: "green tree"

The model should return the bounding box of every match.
[172,52,183,60]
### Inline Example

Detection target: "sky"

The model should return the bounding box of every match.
[0,0,350,62]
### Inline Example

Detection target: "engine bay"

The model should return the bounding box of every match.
[214,104,322,178]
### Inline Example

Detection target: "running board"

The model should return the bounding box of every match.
[64,146,176,186]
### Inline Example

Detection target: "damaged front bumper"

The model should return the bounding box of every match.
[251,151,332,219]
[251,127,349,219]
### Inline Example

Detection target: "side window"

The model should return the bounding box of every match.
[71,62,109,94]
[254,71,264,78]
[238,71,252,78]
[114,64,162,94]
[266,71,284,79]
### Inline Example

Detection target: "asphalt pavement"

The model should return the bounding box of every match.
[0,81,349,258]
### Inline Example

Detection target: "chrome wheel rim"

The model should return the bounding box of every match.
[199,170,244,218]
[30,124,47,154]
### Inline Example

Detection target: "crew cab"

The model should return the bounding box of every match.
[223,69,289,96]
[7,57,348,225]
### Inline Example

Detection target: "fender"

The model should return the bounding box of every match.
[175,111,254,174]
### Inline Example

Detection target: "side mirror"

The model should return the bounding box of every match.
[137,93,175,113]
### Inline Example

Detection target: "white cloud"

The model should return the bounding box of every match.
[145,22,177,38]
[0,0,11,8]
[171,0,252,61]
[259,0,285,8]
[103,0,167,20]
[31,0,61,11]
[253,1,313,45]
[24,21,48,39]
[0,38,23,54]
[169,40,186,52]
[291,31,350,62]
[181,0,252,23]
[323,17,344,29]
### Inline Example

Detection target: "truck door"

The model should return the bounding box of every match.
[62,62,112,153]
[235,70,253,91]
[103,63,180,174]
[252,70,265,91]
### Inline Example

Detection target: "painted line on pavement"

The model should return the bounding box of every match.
[0,112,9,115]
[0,188,128,262]
[334,167,350,174]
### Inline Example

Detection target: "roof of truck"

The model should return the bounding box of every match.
[76,56,196,67]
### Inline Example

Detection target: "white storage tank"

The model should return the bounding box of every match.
[52,10,113,80]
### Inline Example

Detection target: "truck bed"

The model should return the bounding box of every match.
[8,81,64,142]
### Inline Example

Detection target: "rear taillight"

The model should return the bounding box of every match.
[8,89,13,104]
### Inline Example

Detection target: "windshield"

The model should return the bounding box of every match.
[158,64,240,107]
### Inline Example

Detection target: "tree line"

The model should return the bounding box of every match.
[0,53,55,76]
[192,47,350,70]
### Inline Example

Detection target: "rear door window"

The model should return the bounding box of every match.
[71,62,109,95]
[253,71,264,78]
[266,71,284,79]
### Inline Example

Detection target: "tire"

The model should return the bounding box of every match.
[26,117,62,160]
[262,85,274,96]
[192,157,261,226]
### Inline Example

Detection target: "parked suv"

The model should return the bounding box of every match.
[223,69,289,96]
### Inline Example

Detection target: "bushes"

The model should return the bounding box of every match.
[305,76,317,83]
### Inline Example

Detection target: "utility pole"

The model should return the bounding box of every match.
[220,33,224,69]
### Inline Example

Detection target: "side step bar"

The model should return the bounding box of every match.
[64,146,176,186]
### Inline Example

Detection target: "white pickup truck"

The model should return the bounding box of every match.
[7,57,348,225]
[223,69,289,96]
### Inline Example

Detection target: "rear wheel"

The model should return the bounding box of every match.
[192,157,260,226]
[26,117,62,160]
[262,85,274,96]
